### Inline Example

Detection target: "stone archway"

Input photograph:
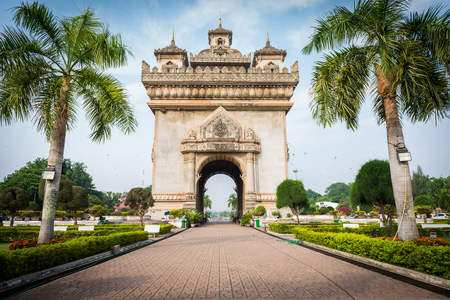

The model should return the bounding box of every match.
[141,22,299,220]
[196,159,244,219]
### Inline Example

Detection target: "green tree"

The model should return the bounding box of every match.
[351,160,396,231]
[103,191,122,209]
[0,158,99,210]
[227,193,237,211]
[204,194,212,216]
[64,159,95,192]
[412,165,430,198]
[439,188,450,210]
[325,182,351,203]
[26,201,41,211]
[125,187,154,226]
[0,187,28,226]
[88,194,103,207]
[302,0,450,240]
[427,177,450,208]
[414,195,435,208]
[0,2,136,243]
[276,179,309,224]
[58,186,89,226]
[89,205,108,219]
[38,175,73,207]
[306,189,322,205]
[0,158,47,208]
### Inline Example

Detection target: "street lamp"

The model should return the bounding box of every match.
[41,167,56,180]
[396,147,412,162]
[293,169,298,181]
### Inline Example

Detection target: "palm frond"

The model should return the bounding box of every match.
[11,2,63,51]
[302,0,372,54]
[74,68,137,143]
[309,46,370,130]
[404,5,450,71]
[397,43,450,123]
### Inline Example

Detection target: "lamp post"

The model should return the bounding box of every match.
[293,169,298,181]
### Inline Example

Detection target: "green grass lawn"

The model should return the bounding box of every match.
[0,243,10,251]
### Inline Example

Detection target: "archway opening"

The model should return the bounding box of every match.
[196,160,243,219]
[204,174,236,219]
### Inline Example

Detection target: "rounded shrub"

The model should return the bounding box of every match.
[414,195,435,208]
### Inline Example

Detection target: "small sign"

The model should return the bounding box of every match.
[78,226,95,231]
[54,226,67,232]
[430,232,437,240]
[164,211,170,216]
[144,225,160,233]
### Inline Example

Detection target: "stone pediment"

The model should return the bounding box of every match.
[181,107,260,153]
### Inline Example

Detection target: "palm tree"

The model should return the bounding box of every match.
[227,193,237,211]
[204,194,212,216]
[0,2,137,243]
[302,0,450,240]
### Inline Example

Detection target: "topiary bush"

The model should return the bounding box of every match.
[240,212,252,226]
[414,195,435,208]
[251,205,266,217]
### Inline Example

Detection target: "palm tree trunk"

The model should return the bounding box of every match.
[375,67,419,241]
[38,77,70,243]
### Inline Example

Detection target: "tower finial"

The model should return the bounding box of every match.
[219,11,222,27]
[267,27,269,41]
[172,27,174,41]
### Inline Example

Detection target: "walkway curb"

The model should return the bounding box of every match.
[255,227,450,294]
[0,228,187,298]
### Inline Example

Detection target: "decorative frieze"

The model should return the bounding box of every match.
[152,193,195,201]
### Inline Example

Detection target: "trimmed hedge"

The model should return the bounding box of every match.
[0,224,173,242]
[268,222,450,239]
[159,224,172,234]
[0,231,149,281]
[292,227,450,279]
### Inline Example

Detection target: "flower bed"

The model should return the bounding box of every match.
[8,237,71,250]
[292,227,450,279]
[0,231,149,281]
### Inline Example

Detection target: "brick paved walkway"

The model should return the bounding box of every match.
[12,221,448,299]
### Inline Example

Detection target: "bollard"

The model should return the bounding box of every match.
[111,245,120,254]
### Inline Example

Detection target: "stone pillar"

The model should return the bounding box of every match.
[245,152,257,209]
[184,153,195,202]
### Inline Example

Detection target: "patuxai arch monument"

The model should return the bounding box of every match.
[141,20,299,219]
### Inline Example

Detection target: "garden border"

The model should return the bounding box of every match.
[255,226,450,296]
[0,228,186,298]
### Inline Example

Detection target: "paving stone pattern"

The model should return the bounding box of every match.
[12,221,447,300]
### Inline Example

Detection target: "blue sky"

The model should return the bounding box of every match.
[1,0,449,211]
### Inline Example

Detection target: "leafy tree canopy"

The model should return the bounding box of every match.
[351,160,395,208]
[276,179,309,224]
[414,195,435,208]
[427,177,450,207]
[0,158,47,208]
[125,187,154,226]
[0,157,100,209]
[0,187,28,226]
[412,165,430,198]
[351,160,395,229]
[306,189,322,204]
[39,175,73,205]
[325,182,351,203]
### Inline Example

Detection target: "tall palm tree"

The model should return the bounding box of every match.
[0,2,137,243]
[227,193,237,211]
[204,194,212,216]
[302,0,450,240]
